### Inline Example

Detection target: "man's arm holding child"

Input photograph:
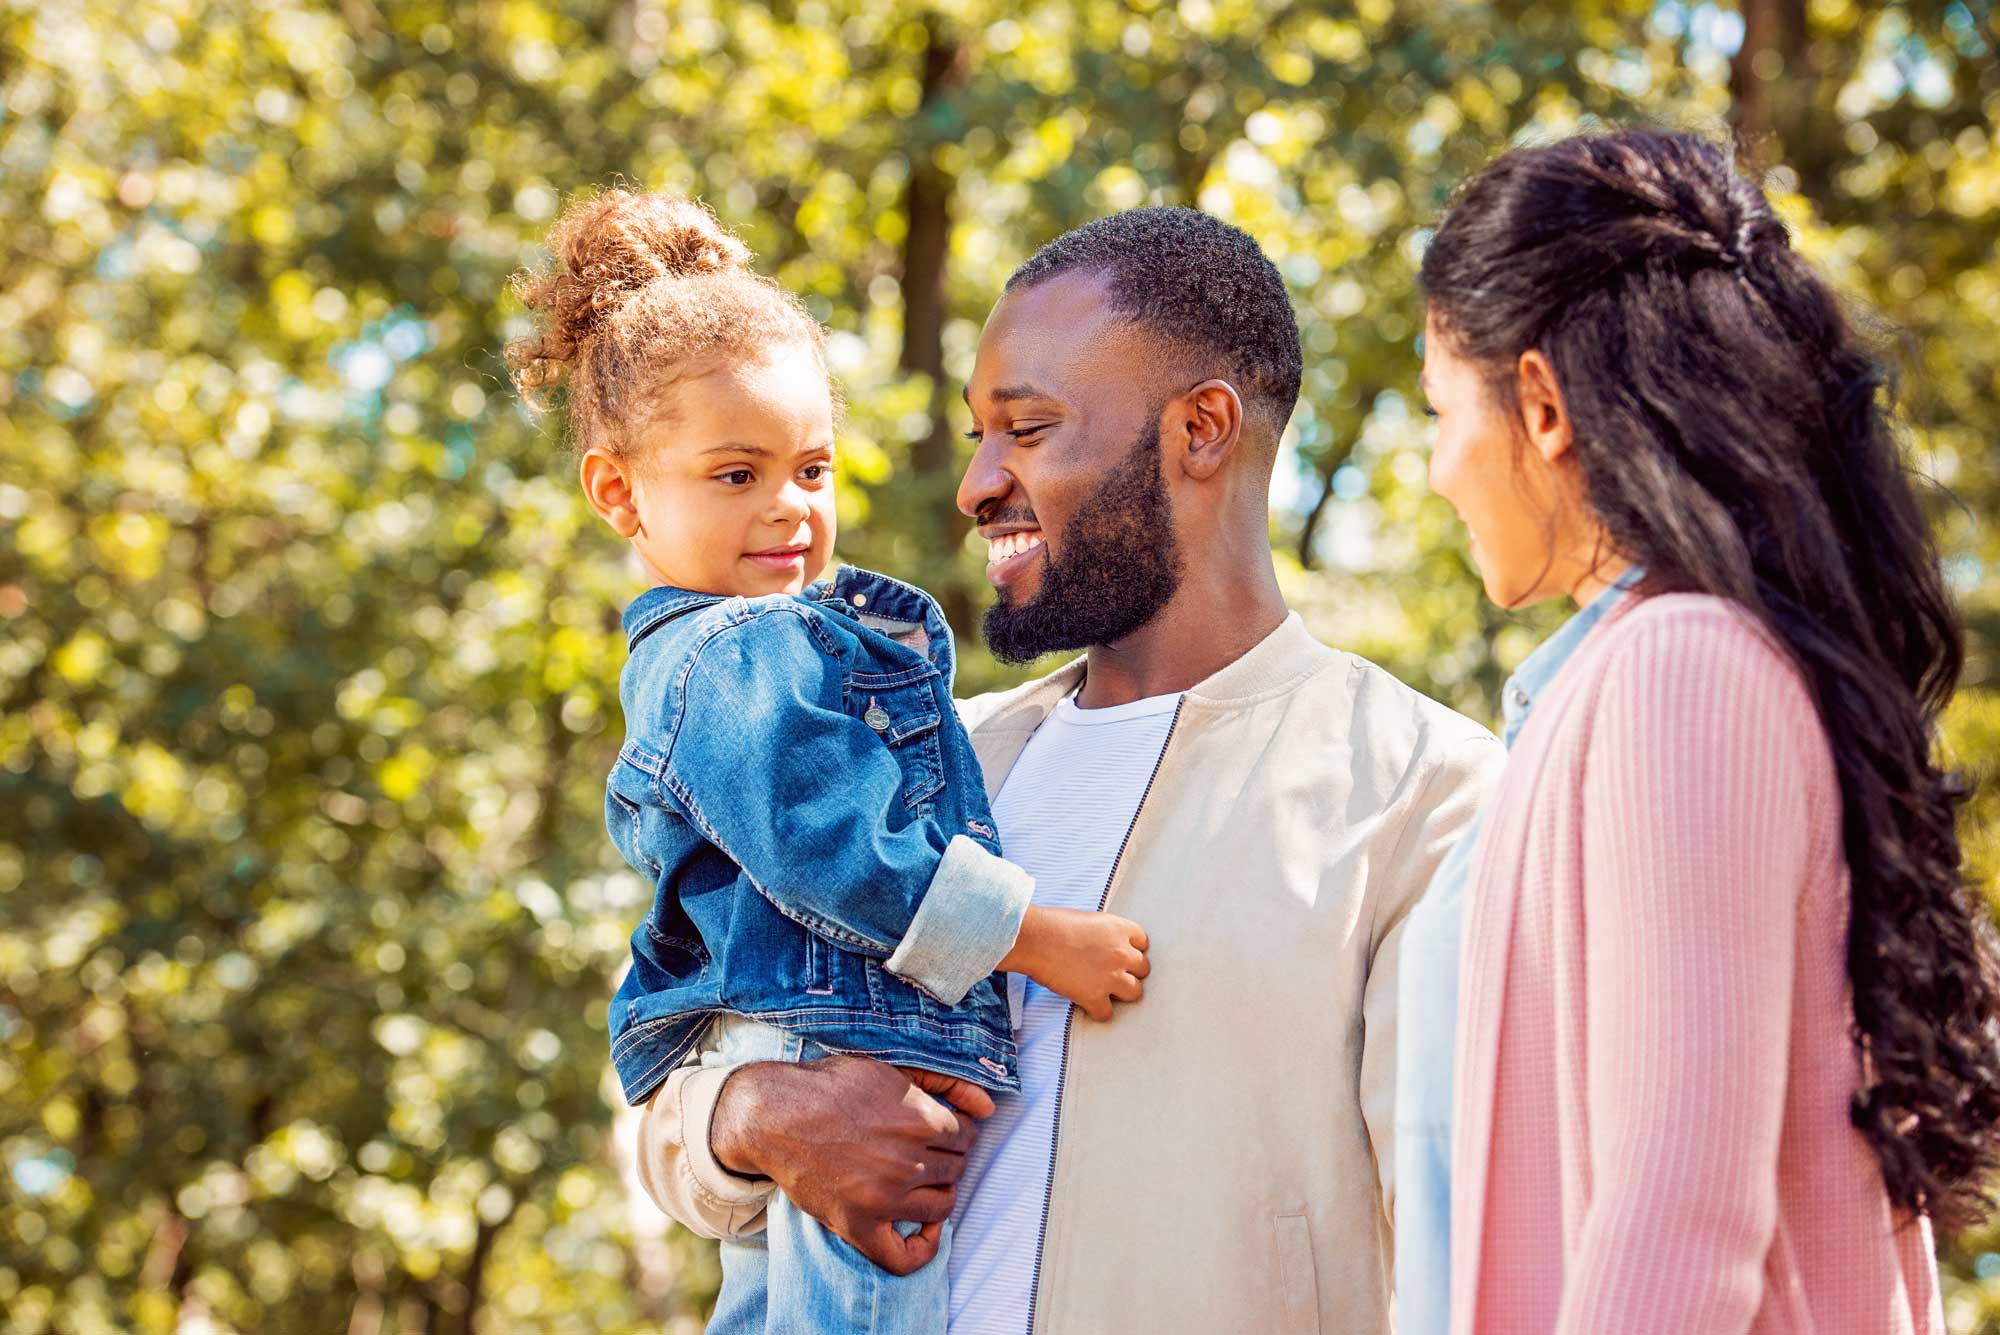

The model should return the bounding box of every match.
[635,896,1150,1259]
[635,1054,993,1274]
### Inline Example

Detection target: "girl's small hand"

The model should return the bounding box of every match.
[998,905,1151,1021]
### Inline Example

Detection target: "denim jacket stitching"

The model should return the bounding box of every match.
[655,602,851,764]
[618,1026,1009,1104]
[608,788,663,877]
[882,709,942,746]
[657,762,896,956]
[643,923,705,957]
[846,662,939,690]
[611,1003,1014,1060]
[617,739,668,779]
[621,1032,705,1096]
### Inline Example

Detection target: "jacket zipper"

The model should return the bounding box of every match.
[1022,697,1185,1335]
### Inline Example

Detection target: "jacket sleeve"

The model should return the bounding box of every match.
[1554,612,1814,1335]
[635,1061,774,1239]
[662,610,1031,1005]
[1361,728,1504,1228]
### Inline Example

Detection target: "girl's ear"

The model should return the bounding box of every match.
[1515,350,1573,464]
[580,445,643,537]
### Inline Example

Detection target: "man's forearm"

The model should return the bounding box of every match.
[708,1061,778,1179]
[634,1049,990,1275]
[634,1062,777,1240]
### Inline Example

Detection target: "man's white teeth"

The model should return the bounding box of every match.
[987,530,1045,564]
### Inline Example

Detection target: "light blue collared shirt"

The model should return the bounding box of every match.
[1392,568,1643,1335]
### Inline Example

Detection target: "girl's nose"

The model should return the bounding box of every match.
[769,481,812,524]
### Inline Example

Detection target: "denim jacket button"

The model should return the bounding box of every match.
[864,702,891,732]
[851,594,868,607]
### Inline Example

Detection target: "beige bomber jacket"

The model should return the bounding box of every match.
[635,613,1501,1335]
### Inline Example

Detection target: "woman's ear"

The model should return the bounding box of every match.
[580,445,643,538]
[1176,379,1245,482]
[1515,350,1573,464]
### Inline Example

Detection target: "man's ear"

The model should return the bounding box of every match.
[1515,350,1573,464]
[1176,379,1244,482]
[580,445,644,538]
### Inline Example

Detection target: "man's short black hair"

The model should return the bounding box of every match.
[1006,206,1303,435]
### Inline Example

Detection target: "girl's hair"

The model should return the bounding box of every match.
[506,188,828,453]
[1422,127,2000,1228]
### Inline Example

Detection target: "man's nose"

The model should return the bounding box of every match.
[956,435,1011,521]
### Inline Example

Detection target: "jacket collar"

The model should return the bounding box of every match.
[815,565,946,633]
[622,584,726,650]
[971,611,1332,742]
[620,566,953,654]
[1183,612,1334,708]
[1499,566,1644,746]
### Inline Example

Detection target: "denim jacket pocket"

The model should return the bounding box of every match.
[607,759,664,879]
[846,669,945,810]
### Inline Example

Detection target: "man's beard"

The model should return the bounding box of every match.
[982,418,1186,665]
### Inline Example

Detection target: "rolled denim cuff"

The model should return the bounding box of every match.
[885,835,1033,1006]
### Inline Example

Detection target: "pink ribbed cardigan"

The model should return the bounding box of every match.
[1450,594,1943,1335]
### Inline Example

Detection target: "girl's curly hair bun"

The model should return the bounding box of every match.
[508,190,754,408]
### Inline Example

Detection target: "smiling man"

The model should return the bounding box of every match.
[634,208,1501,1335]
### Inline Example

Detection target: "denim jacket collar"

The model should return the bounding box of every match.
[621,584,724,650]
[1500,567,1645,748]
[621,566,956,668]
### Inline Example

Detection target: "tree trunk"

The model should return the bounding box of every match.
[899,17,972,632]
[450,1215,503,1335]
[1730,0,1809,164]
[1295,454,1341,569]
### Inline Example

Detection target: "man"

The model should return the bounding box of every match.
[635,207,1501,1334]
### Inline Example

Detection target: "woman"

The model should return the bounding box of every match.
[1418,128,2000,1333]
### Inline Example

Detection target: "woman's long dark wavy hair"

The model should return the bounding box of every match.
[1422,127,2000,1228]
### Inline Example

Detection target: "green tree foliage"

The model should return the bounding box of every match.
[1,0,1994,1330]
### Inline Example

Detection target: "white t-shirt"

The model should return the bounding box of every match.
[947,688,1182,1335]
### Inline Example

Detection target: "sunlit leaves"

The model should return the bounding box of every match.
[4,0,1998,1330]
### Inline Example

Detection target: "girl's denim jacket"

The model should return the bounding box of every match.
[605,566,1030,1105]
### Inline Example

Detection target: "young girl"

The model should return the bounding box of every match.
[1415,128,2000,1333]
[506,188,1150,1332]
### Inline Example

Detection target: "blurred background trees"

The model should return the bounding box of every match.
[2,0,1996,1330]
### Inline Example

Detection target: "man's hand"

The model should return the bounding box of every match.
[708,1054,995,1275]
[1000,904,1151,1021]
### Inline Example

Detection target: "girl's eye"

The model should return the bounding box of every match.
[962,427,983,442]
[1421,405,1439,420]
[799,462,833,482]
[719,468,754,486]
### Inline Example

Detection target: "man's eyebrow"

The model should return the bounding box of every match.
[963,383,1057,406]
